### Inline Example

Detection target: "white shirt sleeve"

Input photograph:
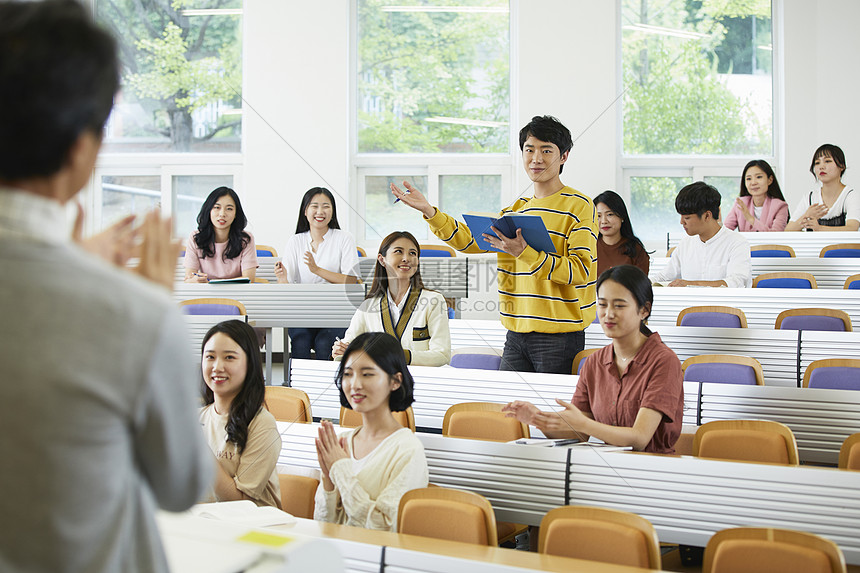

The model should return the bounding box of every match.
[652,247,681,284]
[723,236,752,288]
[844,188,860,223]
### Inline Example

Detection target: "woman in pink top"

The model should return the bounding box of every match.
[723,160,789,232]
[184,187,258,282]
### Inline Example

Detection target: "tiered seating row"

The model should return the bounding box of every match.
[287,359,860,465]
[650,257,860,289]
[275,422,860,565]
[667,230,860,257]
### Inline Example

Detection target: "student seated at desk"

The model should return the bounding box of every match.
[199,320,281,508]
[332,231,451,366]
[724,160,789,232]
[315,332,429,531]
[184,187,258,282]
[651,181,751,288]
[504,265,684,454]
[275,187,360,360]
[785,144,860,232]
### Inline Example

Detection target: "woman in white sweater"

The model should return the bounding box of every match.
[332,231,451,366]
[315,332,428,531]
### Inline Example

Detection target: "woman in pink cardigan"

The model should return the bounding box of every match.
[724,160,789,231]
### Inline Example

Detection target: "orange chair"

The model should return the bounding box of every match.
[264,386,312,423]
[539,506,661,569]
[572,348,599,375]
[278,474,319,519]
[340,406,415,432]
[442,402,529,442]
[839,433,860,470]
[703,527,846,573]
[693,420,799,465]
[398,487,498,546]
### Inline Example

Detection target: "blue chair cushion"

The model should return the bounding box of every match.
[779,316,847,332]
[684,363,758,385]
[755,278,813,289]
[751,249,792,258]
[808,367,860,390]
[823,249,860,258]
[848,280,860,290]
[679,312,742,328]
[256,249,274,257]
[450,354,502,371]
[421,250,454,257]
[181,304,241,316]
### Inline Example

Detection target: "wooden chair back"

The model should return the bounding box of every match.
[693,420,799,465]
[802,359,860,390]
[255,244,278,257]
[753,272,817,289]
[538,505,661,569]
[775,308,852,332]
[843,273,860,290]
[419,244,456,257]
[572,348,599,374]
[839,433,860,470]
[703,527,846,573]
[820,243,860,258]
[677,305,748,328]
[681,354,764,386]
[264,386,312,423]
[277,473,319,519]
[751,244,796,257]
[398,487,497,546]
[442,402,529,442]
[179,297,247,316]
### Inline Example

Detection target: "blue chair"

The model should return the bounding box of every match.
[356,246,367,257]
[820,243,860,258]
[775,308,852,332]
[681,355,764,386]
[753,272,816,289]
[256,244,277,257]
[803,359,860,390]
[179,297,246,316]
[450,352,502,370]
[677,306,747,328]
[420,244,456,257]
[573,348,599,374]
[750,244,795,258]
[845,274,860,290]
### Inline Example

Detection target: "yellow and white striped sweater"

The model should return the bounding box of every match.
[426,187,597,333]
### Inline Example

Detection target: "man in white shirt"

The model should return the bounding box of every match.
[652,181,751,288]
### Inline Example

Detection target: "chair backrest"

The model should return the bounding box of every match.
[820,243,860,258]
[398,487,498,546]
[802,359,860,391]
[677,306,748,328]
[339,406,416,431]
[419,244,456,257]
[693,420,799,465]
[442,402,529,442]
[264,386,312,423]
[753,272,817,289]
[277,473,319,519]
[255,244,278,257]
[682,355,764,386]
[538,506,661,569]
[666,246,676,257]
[844,274,860,290]
[775,308,852,332]
[703,527,847,573]
[839,433,860,470]
[450,353,502,370]
[356,246,367,257]
[750,244,796,258]
[179,297,247,316]
[573,348,600,374]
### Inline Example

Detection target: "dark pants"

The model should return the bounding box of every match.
[499,330,585,374]
[289,327,346,360]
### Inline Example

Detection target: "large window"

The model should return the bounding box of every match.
[620,0,775,241]
[353,0,512,244]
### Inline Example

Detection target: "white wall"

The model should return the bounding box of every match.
[237,0,860,252]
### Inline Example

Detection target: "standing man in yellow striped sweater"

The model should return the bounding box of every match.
[392,115,597,374]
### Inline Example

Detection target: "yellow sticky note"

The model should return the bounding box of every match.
[237,531,294,547]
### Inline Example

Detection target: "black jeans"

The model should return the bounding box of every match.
[499,330,585,374]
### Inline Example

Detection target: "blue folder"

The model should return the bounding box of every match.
[462,212,556,254]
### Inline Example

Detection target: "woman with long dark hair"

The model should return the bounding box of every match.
[332,231,451,366]
[199,320,281,508]
[315,332,428,531]
[504,265,683,454]
[724,160,789,231]
[275,187,360,359]
[594,190,648,276]
[184,187,257,282]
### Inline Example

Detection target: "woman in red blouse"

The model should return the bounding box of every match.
[503,265,684,454]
